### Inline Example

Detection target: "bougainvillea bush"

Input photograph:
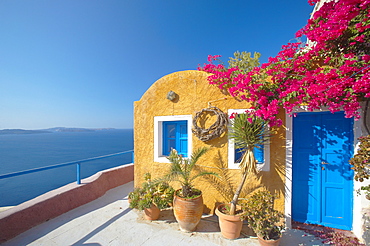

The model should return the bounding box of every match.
[199,0,370,127]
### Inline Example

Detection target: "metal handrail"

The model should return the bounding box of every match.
[0,150,134,184]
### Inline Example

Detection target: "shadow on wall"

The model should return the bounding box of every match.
[195,150,266,212]
[258,126,286,201]
[194,125,287,213]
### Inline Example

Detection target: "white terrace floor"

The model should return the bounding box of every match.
[2,181,328,246]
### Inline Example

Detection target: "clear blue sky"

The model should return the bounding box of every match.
[0,1,314,130]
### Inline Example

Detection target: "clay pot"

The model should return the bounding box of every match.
[173,189,203,232]
[257,236,281,246]
[144,204,160,220]
[215,204,243,239]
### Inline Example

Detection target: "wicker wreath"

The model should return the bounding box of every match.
[192,107,228,142]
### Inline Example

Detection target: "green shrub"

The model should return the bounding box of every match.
[241,190,284,240]
[129,173,174,210]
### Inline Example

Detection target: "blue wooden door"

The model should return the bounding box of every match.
[292,111,353,230]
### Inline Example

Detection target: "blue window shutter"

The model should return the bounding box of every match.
[235,147,244,163]
[178,122,188,157]
[253,144,264,164]
[163,122,176,156]
[234,145,264,164]
[162,121,188,157]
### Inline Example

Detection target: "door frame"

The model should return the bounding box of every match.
[285,107,362,234]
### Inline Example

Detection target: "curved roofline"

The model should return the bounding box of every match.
[138,70,210,102]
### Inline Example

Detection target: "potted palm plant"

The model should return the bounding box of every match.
[129,173,174,220]
[163,147,218,232]
[215,112,272,239]
[241,190,284,246]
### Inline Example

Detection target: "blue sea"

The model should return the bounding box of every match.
[0,129,133,207]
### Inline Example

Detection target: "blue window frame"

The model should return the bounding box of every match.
[162,121,188,157]
[235,145,264,164]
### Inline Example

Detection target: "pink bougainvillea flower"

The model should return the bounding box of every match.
[199,0,370,127]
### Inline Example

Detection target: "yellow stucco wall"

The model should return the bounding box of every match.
[134,70,286,214]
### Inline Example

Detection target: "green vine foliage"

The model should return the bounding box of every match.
[350,135,370,200]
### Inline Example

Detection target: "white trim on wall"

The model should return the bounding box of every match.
[227,109,270,171]
[352,108,367,239]
[285,112,293,229]
[153,115,193,163]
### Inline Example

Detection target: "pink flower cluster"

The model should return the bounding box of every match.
[199,0,370,126]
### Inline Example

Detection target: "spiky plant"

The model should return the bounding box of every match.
[165,147,218,198]
[228,112,272,215]
[194,150,264,204]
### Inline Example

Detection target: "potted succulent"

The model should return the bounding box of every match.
[129,172,174,220]
[241,190,285,246]
[215,112,272,239]
[163,147,218,232]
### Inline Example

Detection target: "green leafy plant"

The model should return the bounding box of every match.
[163,147,218,198]
[228,112,272,215]
[350,135,370,200]
[129,173,174,210]
[228,51,261,76]
[241,190,284,240]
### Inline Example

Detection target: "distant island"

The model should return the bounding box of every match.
[0,129,52,135]
[46,127,94,132]
[0,127,116,135]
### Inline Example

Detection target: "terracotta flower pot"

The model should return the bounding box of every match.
[173,190,203,232]
[257,236,281,246]
[144,204,160,220]
[215,204,243,239]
